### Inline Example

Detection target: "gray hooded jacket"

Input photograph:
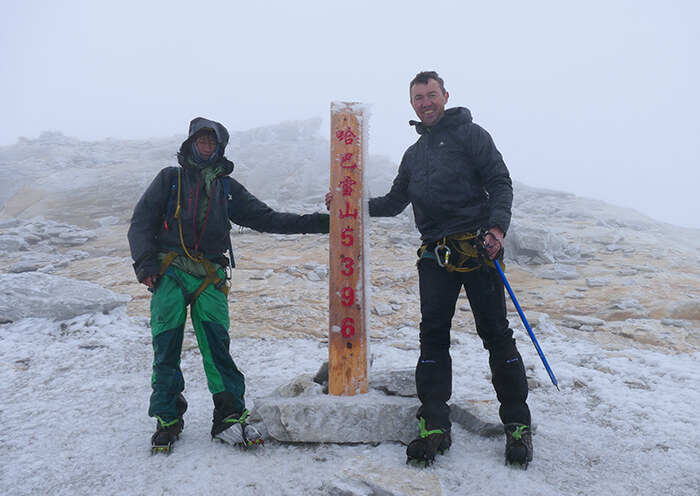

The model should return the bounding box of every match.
[368,107,513,243]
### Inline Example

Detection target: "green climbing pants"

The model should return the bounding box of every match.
[148,266,245,423]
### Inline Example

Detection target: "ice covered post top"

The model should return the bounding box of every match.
[328,102,370,396]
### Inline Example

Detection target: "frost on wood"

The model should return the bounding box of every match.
[329,102,372,395]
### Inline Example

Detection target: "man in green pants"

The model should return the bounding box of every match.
[128,117,329,452]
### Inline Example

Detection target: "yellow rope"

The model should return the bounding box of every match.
[167,168,228,301]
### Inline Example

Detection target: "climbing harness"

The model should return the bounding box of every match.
[157,250,229,305]
[157,167,232,305]
[418,231,503,272]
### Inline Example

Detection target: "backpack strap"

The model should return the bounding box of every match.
[163,168,179,231]
[220,177,236,269]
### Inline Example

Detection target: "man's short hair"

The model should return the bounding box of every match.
[410,71,447,96]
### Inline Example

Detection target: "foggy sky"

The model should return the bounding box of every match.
[2,0,699,228]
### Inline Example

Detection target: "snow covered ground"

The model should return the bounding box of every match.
[1,306,698,495]
[1,125,699,495]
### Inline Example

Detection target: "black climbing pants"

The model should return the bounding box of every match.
[415,257,531,431]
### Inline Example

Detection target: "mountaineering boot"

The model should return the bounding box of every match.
[212,410,264,448]
[406,418,452,465]
[151,417,184,454]
[504,423,533,469]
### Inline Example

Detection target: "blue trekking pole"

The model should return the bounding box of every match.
[477,230,560,390]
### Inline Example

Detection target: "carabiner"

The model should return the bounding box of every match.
[434,244,451,267]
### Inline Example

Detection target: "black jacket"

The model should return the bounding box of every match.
[128,154,328,282]
[368,107,513,243]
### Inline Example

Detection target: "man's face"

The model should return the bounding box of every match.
[410,79,449,127]
[195,134,218,160]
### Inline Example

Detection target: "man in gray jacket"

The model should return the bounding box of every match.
[367,71,533,468]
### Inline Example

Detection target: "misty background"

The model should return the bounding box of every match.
[1,0,698,228]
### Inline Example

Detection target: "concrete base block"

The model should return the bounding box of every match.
[251,372,502,444]
[255,384,419,444]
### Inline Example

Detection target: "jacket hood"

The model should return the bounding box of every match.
[410,107,473,135]
[178,117,230,155]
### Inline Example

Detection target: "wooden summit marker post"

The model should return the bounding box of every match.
[329,102,369,396]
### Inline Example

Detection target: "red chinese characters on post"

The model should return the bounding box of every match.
[336,127,357,145]
[336,128,358,325]
[334,125,360,327]
[339,202,358,219]
[340,152,357,169]
[330,102,367,396]
[338,176,357,196]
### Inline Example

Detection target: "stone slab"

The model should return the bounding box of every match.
[254,386,419,444]
[251,372,502,444]
[326,456,443,496]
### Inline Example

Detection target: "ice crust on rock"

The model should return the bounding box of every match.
[0,272,130,322]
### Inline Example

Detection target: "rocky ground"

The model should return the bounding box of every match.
[2,181,698,358]
[2,128,699,495]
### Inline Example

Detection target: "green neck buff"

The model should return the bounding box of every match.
[186,156,227,224]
